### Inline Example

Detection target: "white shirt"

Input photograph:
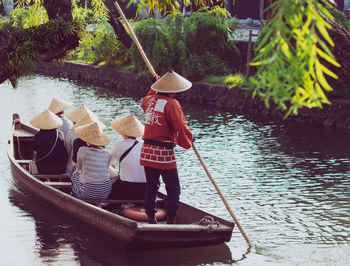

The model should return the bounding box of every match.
[59,116,73,138]
[65,129,77,175]
[110,139,146,183]
[77,146,111,184]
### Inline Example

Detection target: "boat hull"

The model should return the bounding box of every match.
[8,120,234,249]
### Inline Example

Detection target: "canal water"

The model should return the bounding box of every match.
[0,75,349,265]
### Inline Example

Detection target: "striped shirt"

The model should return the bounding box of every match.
[76,146,111,184]
[71,170,111,199]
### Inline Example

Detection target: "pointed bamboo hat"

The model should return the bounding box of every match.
[74,122,110,146]
[111,114,144,137]
[30,109,63,130]
[72,112,106,130]
[48,97,72,114]
[66,104,93,123]
[151,70,192,93]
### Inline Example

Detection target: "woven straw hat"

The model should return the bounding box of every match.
[48,97,72,114]
[66,104,93,123]
[111,114,144,137]
[74,122,110,146]
[72,112,106,130]
[30,109,63,130]
[151,70,192,93]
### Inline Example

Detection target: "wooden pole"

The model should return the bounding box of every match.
[113,0,254,249]
[113,1,157,77]
[192,143,255,249]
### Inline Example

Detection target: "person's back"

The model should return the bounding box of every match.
[70,122,112,200]
[110,139,146,200]
[30,109,68,175]
[111,139,146,183]
[33,129,68,174]
[76,146,110,184]
[48,97,73,138]
[140,71,193,224]
[109,114,146,200]
[59,116,73,137]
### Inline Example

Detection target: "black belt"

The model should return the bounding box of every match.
[144,139,174,149]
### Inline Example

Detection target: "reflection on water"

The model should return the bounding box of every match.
[8,188,235,266]
[0,75,350,265]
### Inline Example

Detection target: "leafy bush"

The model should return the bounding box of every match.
[72,22,130,66]
[9,3,48,28]
[183,10,241,73]
[131,18,171,74]
[132,7,242,80]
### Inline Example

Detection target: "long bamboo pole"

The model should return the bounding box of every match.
[192,143,255,248]
[113,1,254,249]
[113,1,157,77]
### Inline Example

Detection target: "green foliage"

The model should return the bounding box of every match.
[6,18,84,80]
[201,73,245,88]
[250,0,340,117]
[132,7,241,80]
[72,22,130,66]
[9,2,48,28]
[224,73,246,89]
[131,18,171,74]
[72,6,105,25]
[183,9,241,72]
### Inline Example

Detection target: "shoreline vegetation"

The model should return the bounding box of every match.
[2,3,350,129]
[36,60,350,131]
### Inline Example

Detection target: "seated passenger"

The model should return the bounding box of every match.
[109,114,146,200]
[30,109,68,174]
[66,112,104,175]
[48,97,73,138]
[70,122,112,199]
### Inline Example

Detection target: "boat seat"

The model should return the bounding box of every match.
[35,174,70,181]
[43,181,72,189]
[83,199,145,205]
[16,159,32,164]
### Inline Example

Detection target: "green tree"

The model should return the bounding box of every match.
[0,0,349,116]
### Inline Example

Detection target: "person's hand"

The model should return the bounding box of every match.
[192,135,196,143]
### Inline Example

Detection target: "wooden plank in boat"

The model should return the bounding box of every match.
[83,199,145,204]
[34,174,70,180]
[16,159,32,164]
[44,181,72,188]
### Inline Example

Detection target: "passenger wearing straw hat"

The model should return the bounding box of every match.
[30,109,68,174]
[65,105,96,170]
[70,122,112,200]
[48,97,73,138]
[66,112,104,175]
[140,70,194,224]
[109,114,146,200]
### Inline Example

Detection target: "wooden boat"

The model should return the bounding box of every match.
[7,114,234,249]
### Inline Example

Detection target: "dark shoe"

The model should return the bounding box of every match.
[166,215,176,224]
[147,215,157,224]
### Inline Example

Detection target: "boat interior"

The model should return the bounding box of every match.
[11,122,233,227]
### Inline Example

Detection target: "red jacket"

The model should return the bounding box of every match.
[140,89,193,169]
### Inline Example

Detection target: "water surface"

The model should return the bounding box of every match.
[0,75,349,265]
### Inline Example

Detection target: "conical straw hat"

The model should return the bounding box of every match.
[72,112,106,130]
[111,114,144,137]
[74,122,110,146]
[30,109,63,130]
[48,97,72,114]
[66,104,93,123]
[151,70,192,93]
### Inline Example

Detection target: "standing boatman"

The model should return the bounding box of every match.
[140,70,194,224]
